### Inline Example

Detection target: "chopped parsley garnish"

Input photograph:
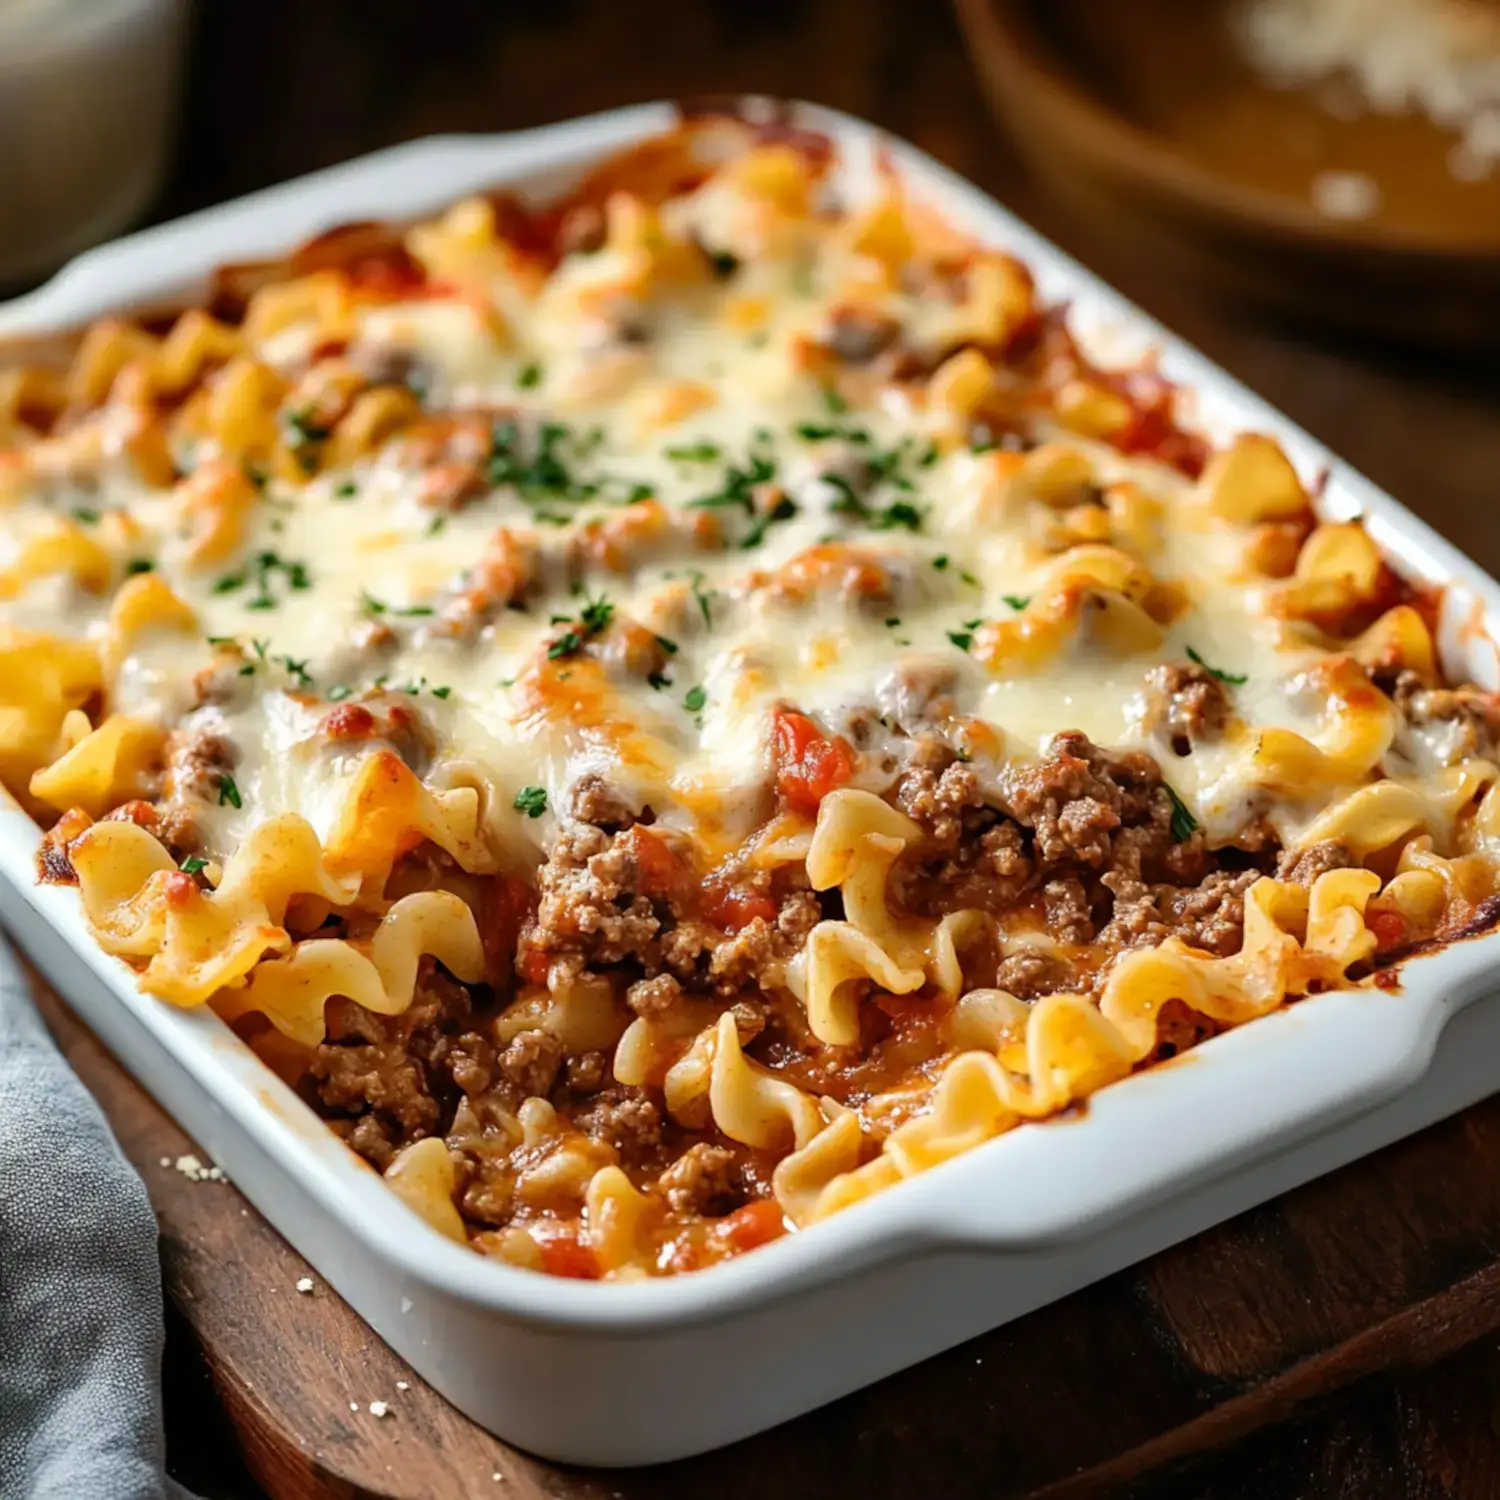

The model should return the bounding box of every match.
[276,655,313,688]
[739,495,798,550]
[683,685,707,713]
[689,572,716,631]
[70,506,100,525]
[822,386,847,415]
[579,595,614,635]
[947,631,974,652]
[282,407,331,471]
[648,671,671,690]
[396,604,434,617]
[548,593,613,659]
[215,551,311,611]
[1003,594,1032,611]
[665,442,720,463]
[431,685,451,699]
[125,558,154,575]
[426,515,446,535]
[243,462,268,490]
[216,774,242,810]
[326,684,352,701]
[689,447,776,514]
[513,785,548,819]
[960,570,981,587]
[517,361,543,389]
[655,634,679,656]
[795,423,840,442]
[876,500,924,532]
[932,555,950,571]
[822,473,924,533]
[885,616,901,628]
[180,856,208,876]
[1166,785,1198,842]
[1185,646,1248,686]
[360,590,388,615]
[333,480,359,500]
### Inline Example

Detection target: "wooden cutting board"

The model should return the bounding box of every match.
[31,965,1500,1500]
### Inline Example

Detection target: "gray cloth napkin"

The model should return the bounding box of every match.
[0,936,195,1500]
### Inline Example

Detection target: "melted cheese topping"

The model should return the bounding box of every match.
[0,154,1446,870]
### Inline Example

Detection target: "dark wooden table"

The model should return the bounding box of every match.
[103,1,1500,1495]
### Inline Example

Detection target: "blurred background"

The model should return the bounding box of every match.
[5,1,1500,1495]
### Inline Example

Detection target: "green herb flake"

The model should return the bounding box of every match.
[655,634,679,656]
[125,558,155,576]
[333,479,359,500]
[947,631,974,653]
[276,655,313,688]
[180,856,208,876]
[932,555,950,572]
[683,685,707,713]
[647,671,671,690]
[517,361,544,390]
[70,506,100,525]
[1003,594,1032,612]
[326,684,352,702]
[689,572,716,631]
[361,590,388,615]
[822,386,848,415]
[1185,645,1248,686]
[426,515,446,536]
[1166,785,1199,842]
[884,617,901,628]
[665,441,720,463]
[738,495,798,550]
[216,773,242,810]
[430,685,452,699]
[513,785,548,819]
[795,423,840,442]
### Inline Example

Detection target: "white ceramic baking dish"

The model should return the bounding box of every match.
[4,100,1500,1468]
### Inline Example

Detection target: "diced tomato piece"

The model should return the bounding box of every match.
[1368,909,1408,952]
[702,880,778,931]
[345,251,430,300]
[535,1223,601,1280]
[485,874,536,981]
[623,825,689,898]
[714,1200,787,1255]
[772,710,856,813]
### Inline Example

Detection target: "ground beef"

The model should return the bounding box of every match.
[1144,661,1231,745]
[156,724,236,853]
[520,820,816,999]
[1275,840,1356,886]
[522,824,663,974]
[657,1143,742,1216]
[572,1088,664,1169]
[1393,670,1500,765]
[993,949,1075,1000]
[825,307,901,364]
[626,973,683,1018]
[1000,731,1185,874]
[568,773,639,830]
[497,1030,564,1098]
[1098,867,1261,958]
[309,962,478,1166]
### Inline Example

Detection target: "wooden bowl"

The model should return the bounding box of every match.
[954,0,1500,346]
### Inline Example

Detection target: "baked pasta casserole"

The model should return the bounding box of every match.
[4,114,1499,1279]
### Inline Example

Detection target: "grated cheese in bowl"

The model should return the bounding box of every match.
[1239,0,1500,180]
